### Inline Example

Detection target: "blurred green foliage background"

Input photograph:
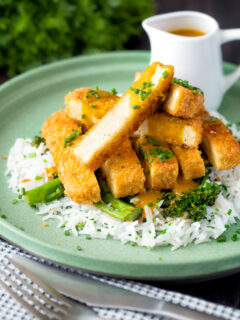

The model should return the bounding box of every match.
[0,0,153,75]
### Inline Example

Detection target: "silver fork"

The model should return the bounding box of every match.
[0,258,102,320]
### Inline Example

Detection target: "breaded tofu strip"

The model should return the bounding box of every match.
[66,88,145,198]
[162,84,204,118]
[74,62,174,170]
[135,136,178,190]
[135,112,203,148]
[101,139,145,198]
[41,109,101,204]
[65,88,120,130]
[201,116,240,170]
[172,146,205,180]
[134,73,205,119]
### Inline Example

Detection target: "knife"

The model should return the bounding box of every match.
[11,254,221,320]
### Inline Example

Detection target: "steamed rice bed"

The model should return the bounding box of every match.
[6,112,240,250]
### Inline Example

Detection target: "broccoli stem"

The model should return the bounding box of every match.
[96,176,142,221]
[25,175,142,221]
[25,178,64,205]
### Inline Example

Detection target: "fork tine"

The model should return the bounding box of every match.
[0,279,49,320]
[1,264,64,320]
[2,261,68,314]
[9,257,71,307]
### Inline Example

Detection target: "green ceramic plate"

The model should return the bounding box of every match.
[0,51,240,281]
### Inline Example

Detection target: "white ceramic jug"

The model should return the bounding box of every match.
[142,11,240,110]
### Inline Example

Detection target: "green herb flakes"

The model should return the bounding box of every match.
[35,176,43,181]
[12,200,18,205]
[231,234,238,242]
[147,202,153,207]
[90,104,97,108]
[173,77,204,95]
[63,130,82,148]
[111,88,118,95]
[1,214,7,219]
[227,209,232,215]
[86,90,99,98]
[132,105,141,109]
[28,153,36,158]
[31,136,45,148]
[141,82,154,89]
[76,245,82,251]
[81,114,85,119]
[216,235,226,243]
[64,230,71,236]
[162,70,168,78]
[86,235,92,240]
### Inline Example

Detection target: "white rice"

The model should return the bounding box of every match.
[6,112,240,250]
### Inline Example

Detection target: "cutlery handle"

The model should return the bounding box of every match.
[152,301,222,320]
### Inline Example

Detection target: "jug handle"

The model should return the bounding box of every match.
[220,29,240,93]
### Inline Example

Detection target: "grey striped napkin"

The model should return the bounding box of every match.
[0,239,239,320]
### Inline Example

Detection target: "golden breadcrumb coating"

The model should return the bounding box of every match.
[74,62,174,170]
[65,88,120,130]
[201,116,240,170]
[163,84,205,119]
[172,146,205,180]
[135,112,203,148]
[135,136,178,190]
[101,139,145,198]
[41,109,101,204]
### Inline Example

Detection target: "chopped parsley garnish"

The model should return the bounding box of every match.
[86,89,100,98]
[63,130,82,147]
[81,114,85,119]
[148,138,161,146]
[162,70,168,78]
[86,235,92,240]
[236,229,240,234]
[35,176,43,180]
[149,147,173,162]
[64,230,71,236]
[31,136,45,147]
[147,202,153,207]
[130,86,152,101]
[90,104,96,108]
[12,200,18,205]
[75,222,85,231]
[105,92,110,97]
[141,82,154,89]
[225,224,230,229]
[111,88,118,95]
[136,161,140,164]
[95,85,99,90]
[173,77,204,95]
[132,105,141,109]
[227,209,232,215]
[160,229,167,235]
[1,214,6,219]
[76,245,82,251]
[28,152,36,158]
[161,182,222,221]
[217,235,226,243]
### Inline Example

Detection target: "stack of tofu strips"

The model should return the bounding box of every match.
[42,62,240,205]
